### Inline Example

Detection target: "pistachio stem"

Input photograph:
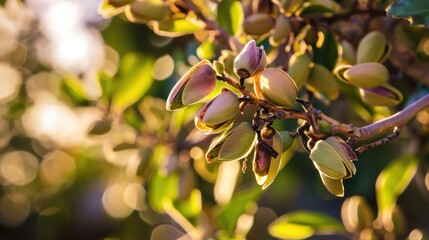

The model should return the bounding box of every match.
[355,127,401,154]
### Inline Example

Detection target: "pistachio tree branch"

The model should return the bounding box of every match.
[221,75,429,147]
[358,93,429,140]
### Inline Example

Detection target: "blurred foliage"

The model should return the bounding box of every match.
[0,0,428,240]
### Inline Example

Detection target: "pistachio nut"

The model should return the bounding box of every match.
[341,196,374,233]
[219,50,237,77]
[233,40,267,79]
[342,62,389,88]
[195,88,239,134]
[287,52,312,89]
[206,122,257,163]
[254,68,298,108]
[306,63,339,100]
[269,15,291,47]
[310,136,357,179]
[319,172,344,197]
[357,31,392,64]
[125,0,169,23]
[243,14,275,36]
[359,83,403,107]
[253,130,283,189]
[340,40,356,65]
[98,0,133,18]
[166,60,216,111]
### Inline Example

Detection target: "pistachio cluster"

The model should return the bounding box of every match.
[167,40,299,189]
[335,31,403,106]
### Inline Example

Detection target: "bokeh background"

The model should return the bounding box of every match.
[0,0,429,239]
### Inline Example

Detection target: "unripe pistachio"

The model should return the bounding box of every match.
[340,40,356,65]
[219,50,237,77]
[125,1,169,23]
[306,63,339,100]
[310,136,357,179]
[253,130,283,189]
[287,52,312,89]
[206,122,257,163]
[357,31,392,64]
[269,15,291,47]
[166,60,216,111]
[359,84,403,107]
[341,196,375,233]
[254,68,298,107]
[233,40,267,79]
[243,14,275,36]
[319,172,344,197]
[195,88,239,134]
[342,62,389,88]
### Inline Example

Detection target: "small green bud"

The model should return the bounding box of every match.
[359,83,403,107]
[254,68,298,107]
[206,122,257,163]
[243,14,275,36]
[287,52,312,89]
[195,88,239,134]
[166,60,216,111]
[317,120,332,135]
[233,40,267,79]
[342,62,389,88]
[357,31,392,64]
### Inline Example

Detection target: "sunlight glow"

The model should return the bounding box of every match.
[0,151,38,186]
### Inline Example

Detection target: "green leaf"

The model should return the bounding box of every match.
[298,4,335,15]
[215,187,261,234]
[62,75,88,103]
[153,18,204,37]
[147,170,179,213]
[112,53,154,112]
[376,155,418,213]
[174,189,202,218]
[312,30,338,71]
[268,211,345,239]
[216,0,244,36]
[387,0,429,25]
